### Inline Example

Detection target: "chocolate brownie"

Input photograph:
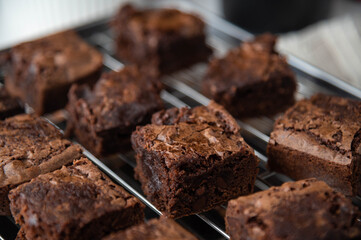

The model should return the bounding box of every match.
[4,30,103,115]
[9,158,144,240]
[226,179,361,240]
[0,88,24,120]
[103,218,197,240]
[111,4,212,75]
[67,66,163,156]
[132,101,258,218]
[267,94,361,196]
[0,114,82,215]
[202,34,296,118]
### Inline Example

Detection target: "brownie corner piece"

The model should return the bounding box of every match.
[267,94,361,196]
[225,179,361,240]
[202,33,296,118]
[67,66,164,156]
[103,218,197,240]
[4,30,103,115]
[112,4,212,75]
[132,102,258,218]
[9,158,144,240]
[0,114,83,215]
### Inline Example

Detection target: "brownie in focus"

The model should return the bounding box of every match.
[132,101,259,218]
[0,88,24,120]
[267,94,361,196]
[4,30,103,115]
[9,158,144,240]
[226,179,361,240]
[202,34,296,118]
[0,114,83,215]
[67,66,163,156]
[111,4,212,75]
[103,218,197,240]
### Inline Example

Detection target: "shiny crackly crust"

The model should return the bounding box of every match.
[9,158,144,240]
[226,179,361,240]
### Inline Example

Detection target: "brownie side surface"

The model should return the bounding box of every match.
[226,179,361,240]
[267,94,361,196]
[4,30,103,115]
[0,114,83,215]
[112,4,212,75]
[9,158,144,240]
[132,102,258,218]
[67,66,163,156]
[202,34,296,118]
[103,218,197,240]
[0,88,24,120]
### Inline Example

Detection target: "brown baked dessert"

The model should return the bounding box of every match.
[0,114,82,215]
[226,179,361,240]
[202,34,296,118]
[67,66,163,156]
[4,30,103,115]
[111,4,212,75]
[9,158,144,240]
[0,88,24,120]
[132,101,259,218]
[103,218,197,240]
[267,94,361,196]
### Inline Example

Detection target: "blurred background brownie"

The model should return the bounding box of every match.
[67,66,163,156]
[267,94,361,196]
[0,88,24,120]
[9,158,144,240]
[226,179,361,240]
[4,30,103,115]
[0,114,83,215]
[132,102,258,218]
[202,34,296,118]
[111,4,212,75]
[103,218,197,240]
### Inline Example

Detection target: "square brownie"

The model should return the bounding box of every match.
[111,4,212,75]
[202,34,296,118]
[0,114,83,215]
[226,179,361,240]
[132,101,259,218]
[67,66,163,156]
[267,94,361,196]
[4,30,103,115]
[0,87,24,120]
[103,218,196,240]
[9,158,144,240]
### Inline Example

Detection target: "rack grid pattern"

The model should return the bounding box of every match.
[1,1,361,239]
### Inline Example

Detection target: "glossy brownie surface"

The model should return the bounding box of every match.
[203,34,296,118]
[5,30,103,114]
[267,94,361,195]
[9,158,144,240]
[67,66,163,155]
[226,179,361,240]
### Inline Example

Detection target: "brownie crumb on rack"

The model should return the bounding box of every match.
[111,4,212,75]
[226,179,361,240]
[103,217,197,240]
[0,114,83,215]
[267,94,361,196]
[67,66,163,156]
[132,101,258,218]
[9,158,144,240]
[202,33,296,118]
[4,30,103,115]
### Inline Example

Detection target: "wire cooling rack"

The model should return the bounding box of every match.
[1,1,361,239]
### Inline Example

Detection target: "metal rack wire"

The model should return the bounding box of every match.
[1,1,361,239]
